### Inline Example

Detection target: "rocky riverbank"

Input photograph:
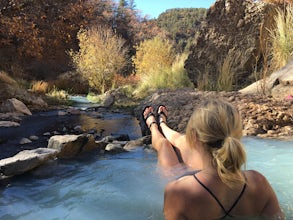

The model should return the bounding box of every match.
[0,88,292,178]
[135,88,293,140]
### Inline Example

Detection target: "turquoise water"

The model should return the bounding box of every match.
[0,137,292,220]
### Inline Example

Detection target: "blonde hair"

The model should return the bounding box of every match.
[186,98,246,188]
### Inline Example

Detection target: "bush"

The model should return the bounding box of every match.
[69,26,129,94]
[134,53,192,98]
[0,71,18,86]
[30,81,50,94]
[269,4,293,70]
[133,36,175,77]
[216,50,239,91]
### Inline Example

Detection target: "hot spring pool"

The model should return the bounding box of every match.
[0,137,292,220]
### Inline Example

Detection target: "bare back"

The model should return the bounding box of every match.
[164,170,283,220]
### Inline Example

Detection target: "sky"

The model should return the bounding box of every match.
[134,0,216,18]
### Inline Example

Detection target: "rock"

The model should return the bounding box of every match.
[67,108,81,115]
[124,136,151,151]
[29,135,39,141]
[240,59,293,99]
[57,111,67,116]
[73,125,83,132]
[0,113,22,122]
[185,0,276,88]
[19,138,32,145]
[105,143,124,153]
[95,140,108,150]
[0,98,32,115]
[135,88,293,140]
[0,148,58,176]
[0,121,20,127]
[47,134,98,159]
[101,91,115,108]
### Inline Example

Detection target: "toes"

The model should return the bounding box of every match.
[143,106,153,119]
[143,106,157,129]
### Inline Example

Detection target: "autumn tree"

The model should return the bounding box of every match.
[0,0,114,78]
[70,26,129,93]
[133,36,175,77]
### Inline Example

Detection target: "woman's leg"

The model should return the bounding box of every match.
[143,106,180,168]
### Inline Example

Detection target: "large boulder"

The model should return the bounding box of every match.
[0,148,58,176]
[47,134,98,159]
[240,59,293,99]
[0,98,32,115]
[185,0,276,88]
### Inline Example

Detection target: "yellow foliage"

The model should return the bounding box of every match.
[133,36,175,77]
[134,53,192,98]
[70,26,129,93]
[30,80,50,94]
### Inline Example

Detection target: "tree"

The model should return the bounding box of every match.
[156,8,207,52]
[70,26,129,93]
[0,0,114,78]
[133,36,175,76]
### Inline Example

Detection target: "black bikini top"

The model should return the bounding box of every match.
[193,174,247,219]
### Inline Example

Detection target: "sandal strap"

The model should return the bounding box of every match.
[144,111,157,129]
[148,121,157,129]
[144,111,155,122]
[158,111,167,124]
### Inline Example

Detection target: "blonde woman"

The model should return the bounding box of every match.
[143,98,283,219]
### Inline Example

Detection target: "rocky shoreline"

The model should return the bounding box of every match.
[135,88,293,141]
[0,88,292,178]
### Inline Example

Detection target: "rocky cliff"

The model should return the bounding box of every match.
[185,0,276,89]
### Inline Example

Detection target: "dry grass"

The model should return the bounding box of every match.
[0,71,18,86]
[30,80,50,94]
[269,4,293,70]
[216,50,240,91]
[262,0,293,4]
[197,67,216,91]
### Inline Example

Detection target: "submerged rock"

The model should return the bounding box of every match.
[0,121,20,127]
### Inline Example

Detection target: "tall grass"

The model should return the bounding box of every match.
[30,80,50,94]
[269,4,293,70]
[216,50,238,91]
[134,53,192,98]
[197,67,216,91]
[0,71,18,86]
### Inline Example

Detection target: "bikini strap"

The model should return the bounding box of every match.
[193,174,228,215]
[222,183,247,218]
[193,174,247,219]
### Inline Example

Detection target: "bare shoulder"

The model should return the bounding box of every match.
[165,175,206,203]
[164,175,205,219]
[244,170,283,218]
[243,170,270,185]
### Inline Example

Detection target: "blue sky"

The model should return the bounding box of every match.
[134,0,216,18]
